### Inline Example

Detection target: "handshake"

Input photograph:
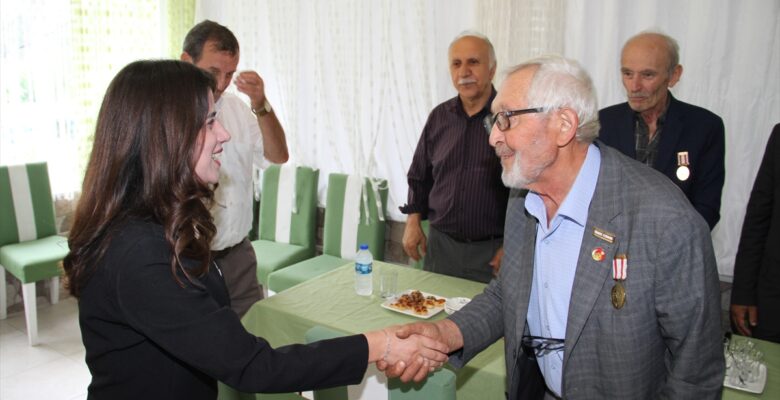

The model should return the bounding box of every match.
[365,319,464,383]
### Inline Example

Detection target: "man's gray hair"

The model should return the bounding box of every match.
[449,30,497,69]
[624,30,680,75]
[506,55,600,143]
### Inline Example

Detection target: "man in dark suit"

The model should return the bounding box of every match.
[731,123,780,343]
[598,31,725,229]
[385,55,724,399]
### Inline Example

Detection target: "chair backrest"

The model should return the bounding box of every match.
[0,162,57,247]
[322,174,387,261]
[258,165,319,250]
[305,326,456,400]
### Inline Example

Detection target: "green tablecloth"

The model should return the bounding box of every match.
[221,261,506,400]
[723,335,779,399]
[219,261,780,399]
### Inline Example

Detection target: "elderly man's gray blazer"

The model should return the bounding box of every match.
[448,143,724,399]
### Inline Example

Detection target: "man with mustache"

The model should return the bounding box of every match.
[400,32,509,283]
[599,31,725,230]
[385,55,724,399]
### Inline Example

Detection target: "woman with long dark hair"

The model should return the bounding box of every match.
[63,60,447,399]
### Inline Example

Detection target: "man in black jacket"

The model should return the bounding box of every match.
[598,31,725,229]
[731,123,780,343]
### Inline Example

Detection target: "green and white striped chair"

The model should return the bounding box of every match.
[251,164,319,292]
[0,162,68,346]
[267,173,387,294]
[305,326,456,400]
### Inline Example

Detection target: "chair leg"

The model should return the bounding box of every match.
[0,266,6,320]
[49,276,60,305]
[21,282,39,346]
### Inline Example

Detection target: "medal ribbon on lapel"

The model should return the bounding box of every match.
[611,254,627,309]
[676,151,690,181]
[612,254,627,280]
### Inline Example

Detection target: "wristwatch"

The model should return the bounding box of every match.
[252,100,272,117]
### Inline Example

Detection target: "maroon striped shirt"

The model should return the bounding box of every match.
[400,90,509,240]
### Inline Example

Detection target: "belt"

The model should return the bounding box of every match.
[447,233,503,243]
[212,239,244,259]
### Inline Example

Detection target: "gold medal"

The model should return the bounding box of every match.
[611,282,626,309]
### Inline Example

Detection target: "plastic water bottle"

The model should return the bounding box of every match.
[355,244,373,296]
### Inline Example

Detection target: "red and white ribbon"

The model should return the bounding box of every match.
[613,255,627,281]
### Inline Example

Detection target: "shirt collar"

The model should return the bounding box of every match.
[447,85,497,117]
[526,143,601,228]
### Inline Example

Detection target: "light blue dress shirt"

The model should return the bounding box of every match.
[525,144,601,396]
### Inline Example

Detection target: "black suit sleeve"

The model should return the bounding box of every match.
[116,238,368,394]
[731,124,780,305]
[687,114,726,229]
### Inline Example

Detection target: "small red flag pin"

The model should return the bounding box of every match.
[592,247,606,262]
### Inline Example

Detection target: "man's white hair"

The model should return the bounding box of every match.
[449,30,497,69]
[506,55,600,143]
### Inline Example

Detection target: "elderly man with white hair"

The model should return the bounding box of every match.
[385,55,724,399]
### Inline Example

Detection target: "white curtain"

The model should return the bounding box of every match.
[564,0,780,279]
[195,0,780,278]
[195,0,479,220]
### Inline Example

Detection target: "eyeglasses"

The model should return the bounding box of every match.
[520,335,565,358]
[483,107,545,133]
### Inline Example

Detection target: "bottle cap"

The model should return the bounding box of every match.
[359,244,369,250]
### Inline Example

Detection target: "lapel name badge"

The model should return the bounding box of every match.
[611,254,627,309]
[591,247,606,262]
[676,151,690,181]
[592,228,615,244]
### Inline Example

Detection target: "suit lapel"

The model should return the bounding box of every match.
[562,144,624,368]
[502,190,538,361]
[512,206,538,341]
[654,93,683,174]
[616,104,637,158]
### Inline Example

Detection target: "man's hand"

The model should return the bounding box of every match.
[403,214,427,261]
[233,70,267,109]
[730,304,758,336]
[367,325,449,383]
[489,247,504,276]
[377,320,464,382]
[234,70,289,163]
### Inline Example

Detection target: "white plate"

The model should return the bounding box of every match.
[381,290,446,319]
[723,363,767,394]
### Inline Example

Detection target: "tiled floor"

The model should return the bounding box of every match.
[0,297,90,400]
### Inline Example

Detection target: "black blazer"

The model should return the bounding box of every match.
[79,218,367,400]
[598,93,725,229]
[731,123,780,342]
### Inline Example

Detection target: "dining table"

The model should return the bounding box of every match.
[218,261,506,400]
[217,261,780,399]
